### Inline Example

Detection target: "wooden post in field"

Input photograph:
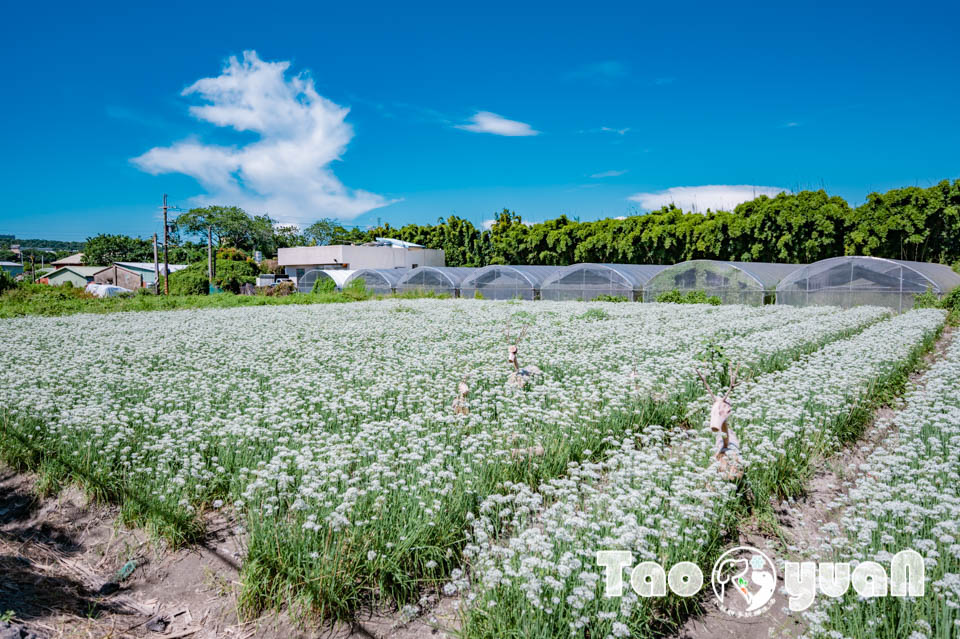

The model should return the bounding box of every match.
[152,233,160,294]
[162,194,169,295]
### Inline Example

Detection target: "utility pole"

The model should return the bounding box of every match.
[207,225,213,293]
[152,233,160,294]
[30,254,35,282]
[162,193,169,295]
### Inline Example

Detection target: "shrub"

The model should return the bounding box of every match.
[913,287,940,309]
[169,256,259,295]
[342,278,369,300]
[578,308,610,321]
[656,289,722,305]
[0,270,16,295]
[474,290,483,300]
[311,277,336,294]
[590,294,628,303]
[169,269,209,296]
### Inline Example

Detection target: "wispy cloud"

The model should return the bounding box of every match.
[782,121,801,128]
[132,50,396,224]
[600,126,630,135]
[456,111,539,136]
[590,169,628,178]
[566,60,628,83]
[628,185,789,213]
[106,105,169,129]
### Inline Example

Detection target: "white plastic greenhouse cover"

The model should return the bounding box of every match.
[540,263,667,301]
[296,268,355,293]
[344,268,409,294]
[776,256,960,311]
[459,265,561,300]
[643,260,802,305]
[395,266,479,296]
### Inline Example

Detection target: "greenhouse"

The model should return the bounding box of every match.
[643,260,801,305]
[296,268,355,293]
[394,266,479,297]
[539,263,667,301]
[343,268,408,295]
[459,265,560,300]
[776,256,960,311]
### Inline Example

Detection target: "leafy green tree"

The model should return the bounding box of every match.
[82,234,153,265]
[175,206,274,254]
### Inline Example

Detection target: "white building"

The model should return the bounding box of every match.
[278,239,444,286]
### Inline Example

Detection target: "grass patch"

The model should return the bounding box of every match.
[0,282,449,318]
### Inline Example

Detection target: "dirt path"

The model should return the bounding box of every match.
[677,326,954,639]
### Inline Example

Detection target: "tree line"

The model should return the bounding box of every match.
[81,179,960,269]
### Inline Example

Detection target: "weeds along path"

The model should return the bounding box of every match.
[0,301,886,625]
[460,309,946,639]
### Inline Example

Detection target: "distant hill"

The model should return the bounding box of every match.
[0,236,85,252]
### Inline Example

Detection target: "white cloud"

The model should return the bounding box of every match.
[132,50,396,224]
[456,111,539,136]
[600,126,630,135]
[628,185,789,213]
[481,219,496,230]
[590,169,628,178]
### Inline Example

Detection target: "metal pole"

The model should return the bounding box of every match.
[208,225,213,293]
[162,194,169,295]
[153,233,160,294]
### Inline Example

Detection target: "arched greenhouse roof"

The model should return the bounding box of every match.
[540,263,667,301]
[643,260,802,305]
[776,256,960,310]
[296,268,355,293]
[395,266,479,290]
[344,268,409,293]
[459,265,561,300]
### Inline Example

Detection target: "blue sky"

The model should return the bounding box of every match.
[2,0,958,241]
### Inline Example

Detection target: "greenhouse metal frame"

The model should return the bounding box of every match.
[539,263,667,301]
[643,260,801,305]
[343,268,409,295]
[394,266,479,297]
[776,256,960,311]
[458,265,560,300]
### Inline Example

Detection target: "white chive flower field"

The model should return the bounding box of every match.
[802,324,960,639]
[0,300,948,637]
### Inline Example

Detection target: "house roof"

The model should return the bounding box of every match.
[51,252,85,266]
[115,262,189,273]
[0,261,23,267]
[46,266,103,278]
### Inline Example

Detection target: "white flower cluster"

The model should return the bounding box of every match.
[802,324,960,638]
[462,309,944,638]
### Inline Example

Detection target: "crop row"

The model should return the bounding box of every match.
[461,309,946,638]
[802,330,960,639]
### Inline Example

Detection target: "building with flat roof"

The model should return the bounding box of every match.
[278,241,444,286]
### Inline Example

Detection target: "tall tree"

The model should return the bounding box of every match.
[175,206,274,253]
